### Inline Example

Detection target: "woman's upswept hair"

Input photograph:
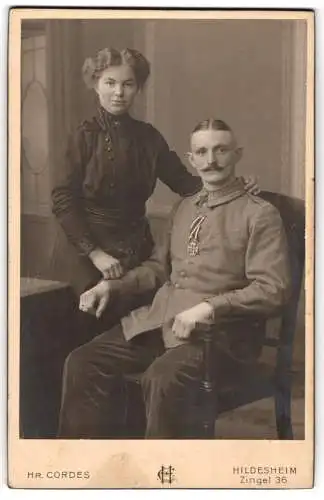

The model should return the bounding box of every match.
[192,118,232,135]
[82,48,150,89]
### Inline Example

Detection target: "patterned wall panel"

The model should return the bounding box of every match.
[21,35,50,216]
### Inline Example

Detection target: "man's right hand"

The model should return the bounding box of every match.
[89,248,123,279]
[79,280,111,319]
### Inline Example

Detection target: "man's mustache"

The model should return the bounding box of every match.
[200,163,224,172]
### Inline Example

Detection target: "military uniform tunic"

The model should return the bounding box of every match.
[110,178,292,361]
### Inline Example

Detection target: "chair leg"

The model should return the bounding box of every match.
[200,381,217,438]
[200,329,217,438]
[275,389,293,439]
[276,414,293,439]
[274,340,295,440]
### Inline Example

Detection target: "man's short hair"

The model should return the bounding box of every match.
[192,119,232,135]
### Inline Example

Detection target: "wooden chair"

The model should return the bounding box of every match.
[123,191,305,439]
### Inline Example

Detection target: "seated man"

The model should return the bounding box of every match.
[58,118,291,439]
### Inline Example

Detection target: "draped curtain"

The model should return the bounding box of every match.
[46,20,84,189]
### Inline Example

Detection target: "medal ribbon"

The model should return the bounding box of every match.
[188,215,206,256]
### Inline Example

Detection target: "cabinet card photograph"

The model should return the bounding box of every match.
[8,8,314,489]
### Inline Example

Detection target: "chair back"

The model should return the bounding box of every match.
[258,191,305,386]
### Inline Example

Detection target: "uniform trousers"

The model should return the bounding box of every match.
[57,322,243,439]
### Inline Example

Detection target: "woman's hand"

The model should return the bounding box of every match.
[89,248,123,279]
[242,175,261,195]
[79,280,111,319]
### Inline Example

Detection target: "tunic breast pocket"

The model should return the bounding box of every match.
[200,227,247,256]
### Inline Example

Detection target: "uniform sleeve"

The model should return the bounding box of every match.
[153,128,202,196]
[205,204,292,318]
[51,127,97,256]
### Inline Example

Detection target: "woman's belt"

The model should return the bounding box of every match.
[84,205,146,229]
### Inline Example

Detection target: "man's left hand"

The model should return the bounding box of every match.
[172,302,214,340]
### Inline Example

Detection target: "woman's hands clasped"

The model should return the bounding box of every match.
[89,248,123,279]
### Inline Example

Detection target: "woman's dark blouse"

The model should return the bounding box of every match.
[52,108,202,292]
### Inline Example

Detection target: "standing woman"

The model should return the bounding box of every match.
[52,48,258,305]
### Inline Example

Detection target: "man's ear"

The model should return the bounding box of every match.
[185,152,196,169]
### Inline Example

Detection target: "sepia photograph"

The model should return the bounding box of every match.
[8,7,314,488]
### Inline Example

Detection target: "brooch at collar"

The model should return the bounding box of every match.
[187,214,206,257]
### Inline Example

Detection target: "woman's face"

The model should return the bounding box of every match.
[95,64,139,115]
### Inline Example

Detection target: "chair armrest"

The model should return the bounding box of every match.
[200,328,215,392]
[195,323,219,392]
[194,324,219,437]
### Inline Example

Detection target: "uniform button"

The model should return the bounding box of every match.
[179,271,187,277]
[174,283,180,289]
[107,147,112,152]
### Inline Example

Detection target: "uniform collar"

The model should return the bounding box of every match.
[96,106,133,131]
[194,177,246,208]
